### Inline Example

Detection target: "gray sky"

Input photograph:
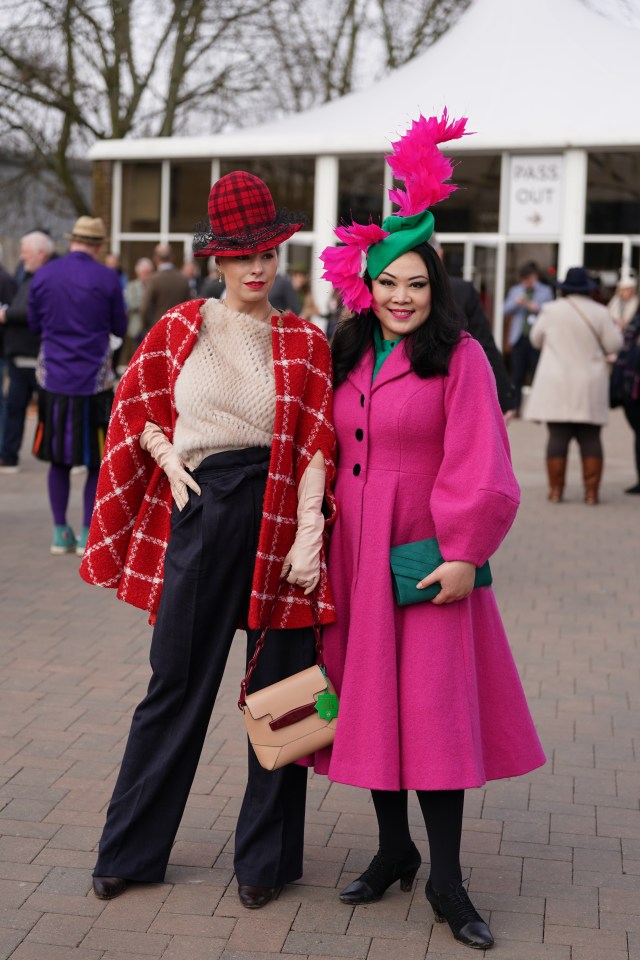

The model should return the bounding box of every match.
[583,0,640,25]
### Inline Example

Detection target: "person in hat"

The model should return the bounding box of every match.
[315,112,545,951]
[79,171,337,909]
[27,216,127,554]
[607,272,638,331]
[525,266,623,504]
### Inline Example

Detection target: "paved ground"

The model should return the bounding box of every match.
[1,408,639,960]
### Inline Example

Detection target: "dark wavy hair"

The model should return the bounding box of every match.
[331,242,462,387]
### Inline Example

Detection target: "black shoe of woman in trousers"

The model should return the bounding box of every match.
[425,878,494,950]
[339,842,421,904]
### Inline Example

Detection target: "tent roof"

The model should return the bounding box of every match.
[90,0,640,161]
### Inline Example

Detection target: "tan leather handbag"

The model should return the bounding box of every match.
[238,599,338,771]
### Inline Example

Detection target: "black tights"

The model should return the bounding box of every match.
[546,422,602,460]
[371,788,464,892]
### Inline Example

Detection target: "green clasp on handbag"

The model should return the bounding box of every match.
[389,537,492,606]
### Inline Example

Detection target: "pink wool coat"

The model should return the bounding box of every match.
[316,334,546,791]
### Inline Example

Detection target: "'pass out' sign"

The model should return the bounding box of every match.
[508,156,563,236]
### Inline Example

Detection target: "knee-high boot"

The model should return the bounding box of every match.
[582,457,603,505]
[546,458,567,503]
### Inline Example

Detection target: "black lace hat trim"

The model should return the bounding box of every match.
[193,209,308,255]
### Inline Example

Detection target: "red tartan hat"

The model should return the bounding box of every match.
[192,171,305,258]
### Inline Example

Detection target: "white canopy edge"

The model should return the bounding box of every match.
[89,0,640,162]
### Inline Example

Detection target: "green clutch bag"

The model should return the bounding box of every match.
[389,537,492,606]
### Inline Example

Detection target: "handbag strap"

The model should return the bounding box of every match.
[567,297,607,356]
[238,584,325,710]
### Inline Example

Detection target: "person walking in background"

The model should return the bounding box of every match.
[430,237,515,416]
[525,267,623,504]
[610,309,640,494]
[269,269,301,314]
[0,231,54,472]
[142,243,190,331]
[180,258,203,297]
[607,273,638,331]
[200,257,225,299]
[450,274,515,415]
[80,171,336,910]
[0,242,19,451]
[291,264,322,326]
[121,257,154,369]
[0,244,17,305]
[503,261,553,415]
[104,252,128,291]
[28,216,127,555]
[317,111,545,953]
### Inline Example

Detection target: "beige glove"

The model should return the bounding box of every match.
[280,455,326,595]
[139,421,201,511]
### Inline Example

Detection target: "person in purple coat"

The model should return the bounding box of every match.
[29,216,127,556]
[318,112,545,952]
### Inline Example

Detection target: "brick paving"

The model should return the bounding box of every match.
[1,408,639,960]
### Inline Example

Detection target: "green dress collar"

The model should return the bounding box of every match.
[372,322,403,383]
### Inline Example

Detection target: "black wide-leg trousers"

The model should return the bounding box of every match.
[94,447,316,887]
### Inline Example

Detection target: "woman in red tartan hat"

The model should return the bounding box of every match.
[81,170,337,908]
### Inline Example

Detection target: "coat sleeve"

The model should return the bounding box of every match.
[529,308,549,349]
[5,279,30,327]
[503,284,520,317]
[109,274,128,339]
[430,336,520,567]
[27,274,43,336]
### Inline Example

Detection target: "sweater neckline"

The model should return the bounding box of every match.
[200,298,280,327]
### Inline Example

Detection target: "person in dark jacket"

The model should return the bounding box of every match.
[430,238,515,416]
[0,246,19,450]
[449,276,515,416]
[0,232,54,471]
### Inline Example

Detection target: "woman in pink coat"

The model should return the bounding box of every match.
[318,112,545,951]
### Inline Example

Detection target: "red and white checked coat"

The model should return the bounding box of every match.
[79,299,337,629]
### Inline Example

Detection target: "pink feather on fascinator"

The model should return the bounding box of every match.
[319,108,470,314]
[387,109,470,216]
[320,222,390,314]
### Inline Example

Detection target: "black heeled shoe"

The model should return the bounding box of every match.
[425,878,494,950]
[339,843,421,904]
[92,876,127,900]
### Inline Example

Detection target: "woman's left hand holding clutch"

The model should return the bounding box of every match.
[417,560,476,605]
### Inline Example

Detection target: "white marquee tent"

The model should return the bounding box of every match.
[91,0,640,159]
[91,0,640,338]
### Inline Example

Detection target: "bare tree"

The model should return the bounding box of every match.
[0,0,471,216]
[256,0,370,115]
[374,0,471,72]
[0,0,264,214]
[249,0,470,120]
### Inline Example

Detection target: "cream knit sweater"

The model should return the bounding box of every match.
[173,298,276,468]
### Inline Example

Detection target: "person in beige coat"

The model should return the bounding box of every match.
[525,267,623,504]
